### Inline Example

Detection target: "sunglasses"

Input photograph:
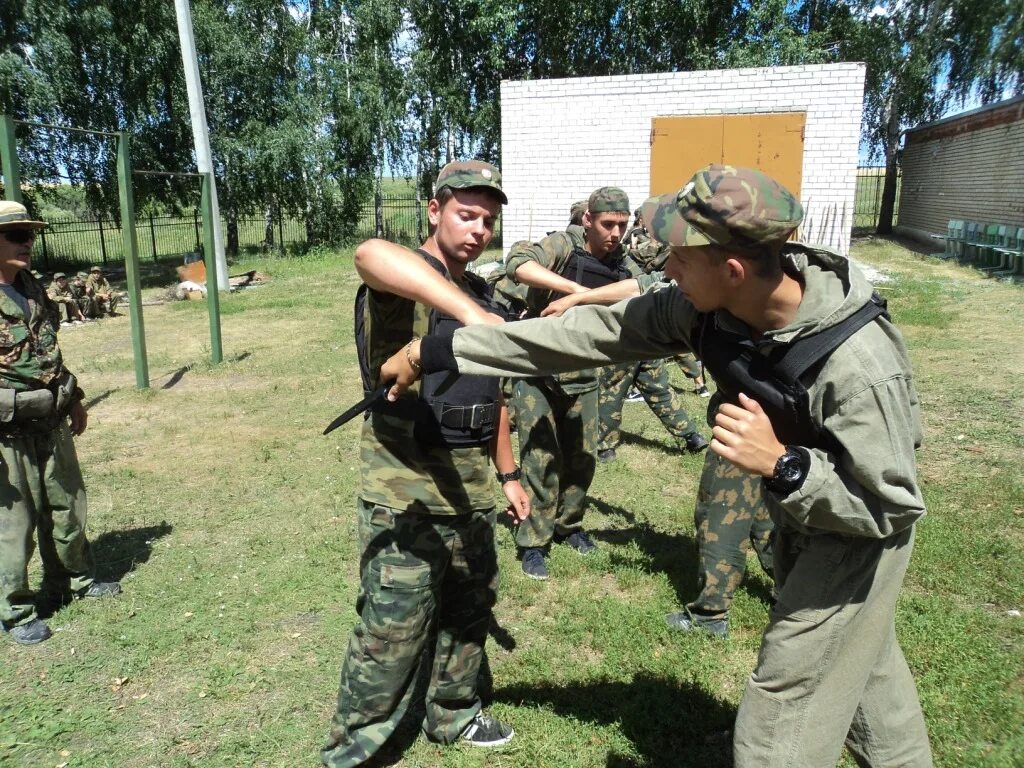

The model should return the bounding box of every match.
[2,229,38,245]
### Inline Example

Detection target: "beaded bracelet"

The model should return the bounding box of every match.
[405,338,421,372]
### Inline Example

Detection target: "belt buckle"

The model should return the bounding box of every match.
[468,403,485,430]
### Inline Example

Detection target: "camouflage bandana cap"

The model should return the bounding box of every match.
[588,187,630,214]
[679,164,803,248]
[53,272,67,279]
[0,201,47,231]
[434,160,507,204]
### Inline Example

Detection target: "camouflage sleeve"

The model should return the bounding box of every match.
[449,285,699,378]
[504,232,573,280]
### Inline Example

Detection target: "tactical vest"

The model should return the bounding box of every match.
[692,293,889,452]
[355,250,502,448]
[561,247,632,290]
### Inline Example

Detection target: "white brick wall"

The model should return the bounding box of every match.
[500,63,866,256]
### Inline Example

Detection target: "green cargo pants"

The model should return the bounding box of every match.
[734,526,932,767]
[688,451,774,620]
[597,359,699,453]
[322,500,499,767]
[512,377,597,550]
[0,422,93,629]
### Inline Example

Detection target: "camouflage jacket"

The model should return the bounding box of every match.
[0,271,71,392]
[443,243,926,540]
[47,281,76,305]
[358,272,496,516]
[503,225,641,393]
[86,275,112,295]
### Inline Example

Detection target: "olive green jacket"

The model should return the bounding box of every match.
[443,243,926,539]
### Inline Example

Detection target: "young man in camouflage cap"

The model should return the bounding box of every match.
[320,160,530,766]
[385,164,933,766]
[494,186,637,579]
[86,265,119,317]
[0,202,121,645]
[47,272,86,325]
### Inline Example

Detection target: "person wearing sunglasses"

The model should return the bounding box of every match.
[0,201,121,646]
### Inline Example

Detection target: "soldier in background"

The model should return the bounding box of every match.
[320,161,529,767]
[0,202,121,646]
[71,271,97,319]
[47,272,86,325]
[86,265,119,317]
[499,187,636,580]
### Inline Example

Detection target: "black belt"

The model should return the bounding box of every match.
[431,401,497,430]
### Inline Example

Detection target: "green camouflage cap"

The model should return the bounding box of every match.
[90,265,102,272]
[569,199,588,225]
[53,272,67,279]
[76,271,88,279]
[434,160,507,204]
[646,165,803,248]
[640,194,708,247]
[588,187,630,214]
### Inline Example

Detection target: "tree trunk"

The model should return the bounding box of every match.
[226,209,239,255]
[264,204,275,248]
[875,94,902,235]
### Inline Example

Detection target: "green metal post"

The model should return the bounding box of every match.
[0,115,23,202]
[201,172,223,364]
[116,132,150,389]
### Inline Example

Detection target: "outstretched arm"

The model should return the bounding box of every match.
[512,260,587,297]
[354,239,503,326]
[540,276,644,317]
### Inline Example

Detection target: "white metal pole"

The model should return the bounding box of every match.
[174,0,228,291]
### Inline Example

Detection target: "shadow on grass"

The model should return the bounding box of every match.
[84,388,116,409]
[494,674,735,768]
[588,495,775,614]
[91,521,173,582]
[587,497,700,609]
[617,430,680,458]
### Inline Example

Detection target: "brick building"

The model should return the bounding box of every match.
[896,96,1024,244]
[498,63,865,256]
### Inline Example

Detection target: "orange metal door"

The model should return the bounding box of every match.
[650,113,805,198]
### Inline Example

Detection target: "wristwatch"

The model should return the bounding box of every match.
[495,467,522,483]
[764,446,809,496]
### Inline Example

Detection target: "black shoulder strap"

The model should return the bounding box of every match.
[774,292,889,384]
[354,283,373,394]
[416,248,449,279]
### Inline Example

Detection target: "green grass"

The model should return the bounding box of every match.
[1,240,1022,766]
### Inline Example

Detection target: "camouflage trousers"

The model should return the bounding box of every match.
[322,500,498,767]
[597,360,699,452]
[688,450,774,620]
[512,378,597,549]
[0,422,94,629]
[734,527,932,766]
[673,352,702,381]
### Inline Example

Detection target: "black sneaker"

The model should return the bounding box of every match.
[683,432,709,454]
[560,530,597,555]
[665,610,728,638]
[694,385,711,398]
[460,712,514,748]
[625,388,644,403]
[6,618,52,645]
[79,581,122,598]
[521,548,548,580]
[597,447,616,462]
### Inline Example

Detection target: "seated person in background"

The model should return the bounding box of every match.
[47,272,85,325]
[85,266,119,317]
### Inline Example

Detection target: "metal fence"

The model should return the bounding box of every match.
[854,166,902,231]
[29,193,501,269]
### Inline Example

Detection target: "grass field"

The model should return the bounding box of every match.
[1,238,1022,767]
